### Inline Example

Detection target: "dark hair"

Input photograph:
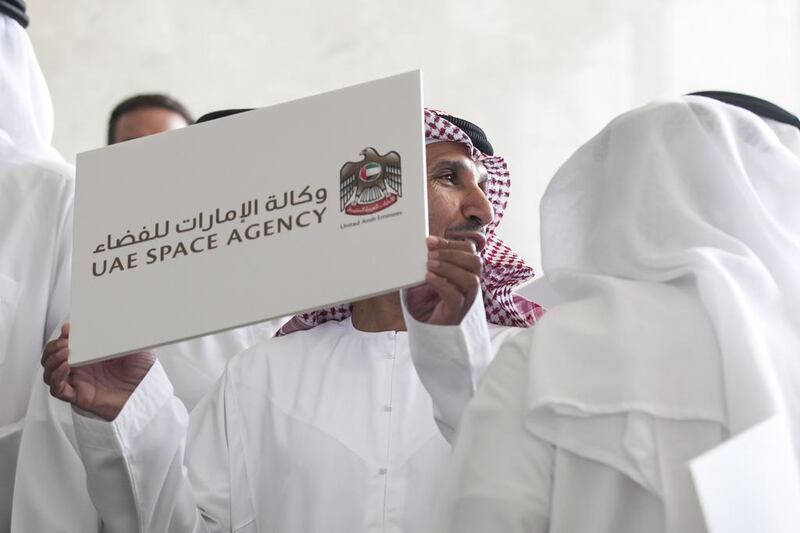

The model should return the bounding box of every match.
[196,109,253,123]
[107,93,194,144]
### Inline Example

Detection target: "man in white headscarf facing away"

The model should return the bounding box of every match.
[433,95,800,533]
[0,3,75,531]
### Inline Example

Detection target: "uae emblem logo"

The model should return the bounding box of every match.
[340,148,401,215]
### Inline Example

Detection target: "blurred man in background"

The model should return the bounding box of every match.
[107,93,194,144]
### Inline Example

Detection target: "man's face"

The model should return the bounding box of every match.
[426,141,494,252]
[112,107,188,143]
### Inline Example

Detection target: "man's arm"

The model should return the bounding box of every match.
[402,289,493,442]
[26,321,278,533]
[402,236,512,442]
[72,360,240,533]
[42,328,241,532]
[431,342,553,533]
[11,378,100,533]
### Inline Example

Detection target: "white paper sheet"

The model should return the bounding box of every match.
[690,415,800,533]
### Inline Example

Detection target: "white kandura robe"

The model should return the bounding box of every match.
[431,330,685,533]
[73,296,515,533]
[10,320,286,533]
[0,159,72,531]
[0,160,72,426]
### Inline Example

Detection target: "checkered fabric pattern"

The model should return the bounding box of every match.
[276,109,543,335]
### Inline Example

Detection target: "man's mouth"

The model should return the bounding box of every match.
[446,230,487,253]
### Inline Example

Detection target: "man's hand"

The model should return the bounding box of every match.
[42,323,156,421]
[405,236,482,325]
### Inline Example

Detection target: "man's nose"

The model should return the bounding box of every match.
[463,184,495,228]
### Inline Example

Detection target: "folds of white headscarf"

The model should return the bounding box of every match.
[0,15,60,162]
[522,96,800,529]
[767,117,800,157]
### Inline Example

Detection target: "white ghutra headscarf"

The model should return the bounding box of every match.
[520,96,800,529]
[0,14,61,163]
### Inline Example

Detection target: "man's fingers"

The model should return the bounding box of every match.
[57,382,76,403]
[41,337,68,366]
[425,271,465,312]
[426,259,481,298]
[43,346,68,376]
[45,359,76,403]
[48,359,71,392]
[42,347,69,386]
[427,235,477,253]
[428,248,482,275]
[50,364,76,402]
[42,322,79,405]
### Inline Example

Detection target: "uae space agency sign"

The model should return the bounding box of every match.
[70,71,427,365]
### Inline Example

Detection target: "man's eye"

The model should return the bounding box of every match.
[438,173,456,183]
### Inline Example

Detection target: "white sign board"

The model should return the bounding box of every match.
[690,415,800,533]
[70,71,427,365]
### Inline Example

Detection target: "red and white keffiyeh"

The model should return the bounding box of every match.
[277,109,543,335]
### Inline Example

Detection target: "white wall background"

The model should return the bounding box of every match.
[27,0,800,272]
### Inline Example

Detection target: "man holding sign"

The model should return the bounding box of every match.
[11,97,286,533]
[43,110,542,533]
